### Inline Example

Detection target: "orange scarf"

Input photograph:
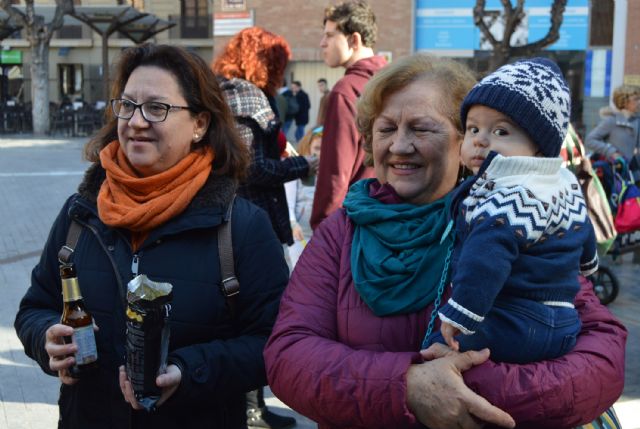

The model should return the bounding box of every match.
[97,140,214,251]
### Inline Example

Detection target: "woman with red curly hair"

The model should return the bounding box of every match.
[213,27,290,98]
[213,27,317,429]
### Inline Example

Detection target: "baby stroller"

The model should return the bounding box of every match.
[561,126,620,305]
[591,156,640,258]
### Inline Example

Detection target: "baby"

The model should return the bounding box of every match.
[429,58,598,363]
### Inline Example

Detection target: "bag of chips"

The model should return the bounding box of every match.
[125,274,173,411]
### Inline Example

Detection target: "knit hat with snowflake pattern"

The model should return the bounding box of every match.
[460,57,571,158]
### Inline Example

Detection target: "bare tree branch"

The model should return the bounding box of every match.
[511,0,567,57]
[0,0,26,25]
[501,0,514,16]
[49,0,76,40]
[502,0,525,48]
[0,0,75,134]
[474,0,568,69]
[474,0,499,48]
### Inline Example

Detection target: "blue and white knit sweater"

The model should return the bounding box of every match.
[438,153,598,335]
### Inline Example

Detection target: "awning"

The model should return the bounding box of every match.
[70,6,176,99]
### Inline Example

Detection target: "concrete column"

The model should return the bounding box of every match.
[610,0,627,103]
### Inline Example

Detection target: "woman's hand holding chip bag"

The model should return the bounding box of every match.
[119,364,182,410]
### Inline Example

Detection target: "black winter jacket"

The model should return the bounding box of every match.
[14,164,289,429]
[217,77,309,245]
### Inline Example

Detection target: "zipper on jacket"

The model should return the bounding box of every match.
[131,254,140,277]
[73,218,127,307]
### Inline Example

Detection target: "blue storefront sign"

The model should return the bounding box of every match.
[415,0,588,52]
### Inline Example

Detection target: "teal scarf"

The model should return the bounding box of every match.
[343,179,453,316]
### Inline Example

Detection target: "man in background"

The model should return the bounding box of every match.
[316,78,331,125]
[291,81,311,142]
[310,0,387,229]
[281,82,298,138]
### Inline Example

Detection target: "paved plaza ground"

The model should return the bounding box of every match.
[0,136,638,428]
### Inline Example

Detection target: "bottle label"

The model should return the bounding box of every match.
[73,325,98,365]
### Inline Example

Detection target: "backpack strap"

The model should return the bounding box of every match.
[218,195,239,318]
[58,219,83,265]
[58,203,241,317]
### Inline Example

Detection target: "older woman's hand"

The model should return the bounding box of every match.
[407,346,515,429]
[119,364,182,410]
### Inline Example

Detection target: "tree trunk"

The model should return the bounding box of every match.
[30,38,50,135]
[489,49,507,72]
[474,0,567,71]
[0,0,74,135]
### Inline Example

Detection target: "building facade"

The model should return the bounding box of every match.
[0,0,412,131]
[0,0,636,137]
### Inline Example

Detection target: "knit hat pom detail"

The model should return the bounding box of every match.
[461,57,571,158]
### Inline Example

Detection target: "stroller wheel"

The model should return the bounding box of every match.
[589,265,620,305]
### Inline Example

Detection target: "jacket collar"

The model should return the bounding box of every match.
[614,112,639,129]
[345,55,388,79]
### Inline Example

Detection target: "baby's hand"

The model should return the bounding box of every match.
[440,322,461,352]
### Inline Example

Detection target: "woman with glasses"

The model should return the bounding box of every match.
[14,43,289,429]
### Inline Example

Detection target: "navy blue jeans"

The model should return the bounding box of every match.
[427,296,581,363]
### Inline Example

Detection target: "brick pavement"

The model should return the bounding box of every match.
[0,137,86,429]
[0,136,638,428]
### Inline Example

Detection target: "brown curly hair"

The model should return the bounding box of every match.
[212,27,291,97]
[324,0,377,48]
[84,43,249,181]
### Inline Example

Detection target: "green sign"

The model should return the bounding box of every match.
[1,50,22,65]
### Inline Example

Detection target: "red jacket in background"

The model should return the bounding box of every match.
[310,55,387,230]
[265,208,626,429]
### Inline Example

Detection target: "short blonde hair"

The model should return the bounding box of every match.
[612,84,640,110]
[357,54,477,166]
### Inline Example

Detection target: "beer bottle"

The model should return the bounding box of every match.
[60,264,98,377]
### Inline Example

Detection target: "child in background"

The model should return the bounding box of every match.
[426,58,599,363]
[285,126,322,268]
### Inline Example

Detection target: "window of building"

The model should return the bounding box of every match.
[57,25,83,39]
[181,0,209,39]
[58,64,83,100]
[0,65,24,103]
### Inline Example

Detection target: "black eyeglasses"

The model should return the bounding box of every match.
[110,98,191,123]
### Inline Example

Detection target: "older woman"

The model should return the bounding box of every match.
[264,54,626,429]
[586,84,640,161]
[14,43,288,429]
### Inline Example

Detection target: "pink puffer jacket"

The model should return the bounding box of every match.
[265,209,626,429]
